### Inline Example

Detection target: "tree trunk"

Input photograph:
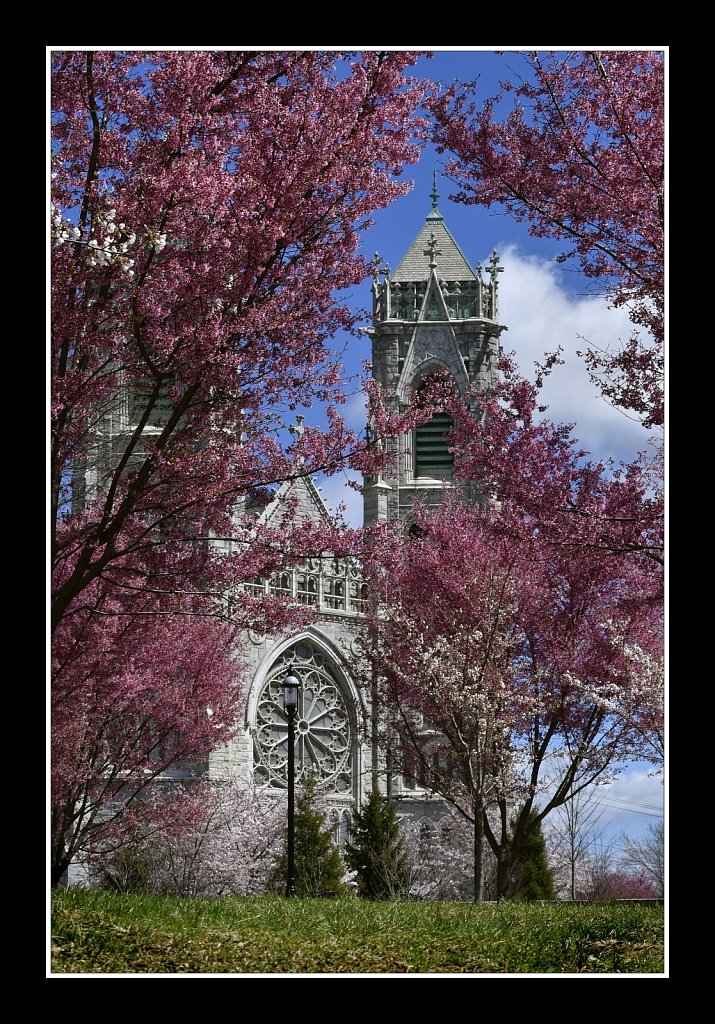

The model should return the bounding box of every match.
[51,859,70,889]
[570,853,576,902]
[496,852,510,900]
[473,797,485,903]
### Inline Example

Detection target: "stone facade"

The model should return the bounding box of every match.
[64,190,510,894]
[209,475,371,833]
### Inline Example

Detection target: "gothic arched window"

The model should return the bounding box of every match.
[253,640,353,796]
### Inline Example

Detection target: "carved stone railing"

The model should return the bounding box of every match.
[244,558,367,615]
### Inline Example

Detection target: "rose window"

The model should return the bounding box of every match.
[253,641,353,795]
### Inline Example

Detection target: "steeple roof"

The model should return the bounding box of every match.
[392,175,478,283]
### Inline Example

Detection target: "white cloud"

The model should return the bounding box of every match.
[499,246,655,466]
[316,469,364,528]
[340,389,369,433]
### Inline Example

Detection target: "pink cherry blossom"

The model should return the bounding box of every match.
[432,51,664,427]
[51,51,432,886]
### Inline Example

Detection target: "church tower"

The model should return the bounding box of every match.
[363,175,507,527]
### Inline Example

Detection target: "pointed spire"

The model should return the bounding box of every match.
[431,170,439,210]
[393,171,477,282]
[426,169,444,223]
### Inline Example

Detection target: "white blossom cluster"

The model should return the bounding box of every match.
[89,779,287,897]
[143,227,168,253]
[570,625,664,766]
[50,202,81,246]
[51,200,169,276]
[402,811,474,901]
[86,209,136,274]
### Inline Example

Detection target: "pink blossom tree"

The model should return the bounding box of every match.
[362,493,662,901]
[448,356,664,570]
[51,50,432,631]
[432,50,664,428]
[51,50,433,886]
[52,593,253,886]
[446,357,664,772]
[364,498,521,901]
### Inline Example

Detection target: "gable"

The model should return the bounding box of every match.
[397,321,469,401]
[259,474,333,531]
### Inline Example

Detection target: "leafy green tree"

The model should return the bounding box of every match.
[272,774,346,896]
[508,808,555,901]
[345,792,410,900]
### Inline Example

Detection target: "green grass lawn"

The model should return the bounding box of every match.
[51,891,664,975]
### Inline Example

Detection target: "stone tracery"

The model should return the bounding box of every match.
[253,639,353,795]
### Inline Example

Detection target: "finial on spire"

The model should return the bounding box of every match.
[423,232,443,270]
[289,413,305,466]
[289,413,305,436]
[488,250,504,281]
[430,170,440,210]
[426,170,444,222]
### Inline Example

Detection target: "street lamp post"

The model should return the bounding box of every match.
[282,669,301,897]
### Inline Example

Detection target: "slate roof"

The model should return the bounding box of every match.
[392,209,477,283]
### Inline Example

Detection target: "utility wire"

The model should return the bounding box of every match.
[590,797,662,817]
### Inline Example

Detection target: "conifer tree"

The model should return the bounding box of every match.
[508,808,555,901]
[272,774,346,896]
[345,792,410,900]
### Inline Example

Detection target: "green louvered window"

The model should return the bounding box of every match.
[415,411,454,479]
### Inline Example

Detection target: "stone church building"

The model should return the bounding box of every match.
[214,184,507,836]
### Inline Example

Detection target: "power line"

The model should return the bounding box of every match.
[589,797,662,817]
[598,795,663,812]
[548,786,664,815]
